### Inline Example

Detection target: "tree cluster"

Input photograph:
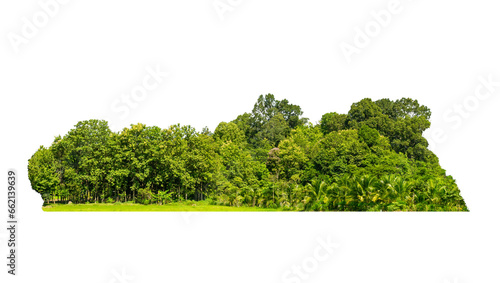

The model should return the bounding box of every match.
[28,94,468,211]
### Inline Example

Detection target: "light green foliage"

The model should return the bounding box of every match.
[28,146,60,203]
[277,139,308,181]
[214,122,246,145]
[358,124,380,147]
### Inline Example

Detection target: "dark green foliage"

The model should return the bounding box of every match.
[257,113,290,147]
[320,112,347,134]
[28,96,468,211]
[236,93,308,147]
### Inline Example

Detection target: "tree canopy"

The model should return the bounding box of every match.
[28,95,468,211]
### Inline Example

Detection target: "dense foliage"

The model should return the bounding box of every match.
[29,94,468,211]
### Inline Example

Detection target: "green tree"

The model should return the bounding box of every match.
[314,130,370,176]
[320,112,347,134]
[214,122,246,145]
[257,113,290,146]
[28,146,60,203]
[27,96,468,212]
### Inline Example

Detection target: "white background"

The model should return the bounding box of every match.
[1,0,499,282]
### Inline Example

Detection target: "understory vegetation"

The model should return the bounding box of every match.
[29,94,468,211]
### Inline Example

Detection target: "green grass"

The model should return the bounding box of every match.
[42,201,280,212]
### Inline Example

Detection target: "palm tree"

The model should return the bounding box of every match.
[335,175,354,210]
[378,175,397,202]
[424,179,445,206]
[304,179,328,210]
[358,175,379,202]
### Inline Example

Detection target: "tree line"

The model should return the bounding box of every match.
[28,94,468,211]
